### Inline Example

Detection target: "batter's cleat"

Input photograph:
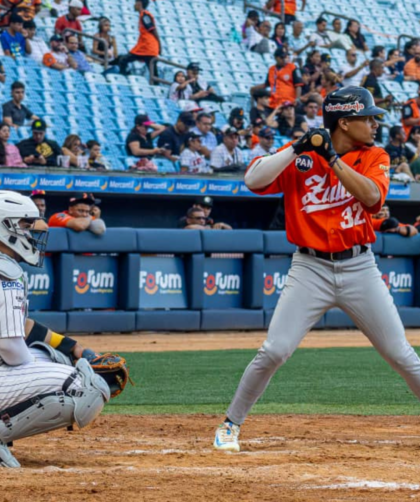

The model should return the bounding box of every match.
[0,440,20,468]
[214,421,240,452]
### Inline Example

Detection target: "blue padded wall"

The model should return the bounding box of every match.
[136,310,201,331]
[263,231,296,255]
[201,309,264,330]
[137,229,201,253]
[201,230,263,253]
[67,311,136,333]
[30,311,67,333]
[67,227,137,253]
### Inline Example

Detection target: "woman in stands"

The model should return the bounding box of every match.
[169,71,195,102]
[384,48,405,81]
[0,122,26,167]
[344,19,368,52]
[319,71,341,98]
[303,50,322,86]
[92,17,118,69]
[271,22,288,50]
[62,134,84,167]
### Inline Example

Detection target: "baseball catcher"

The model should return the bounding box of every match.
[0,191,131,468]
[214,86,420,451]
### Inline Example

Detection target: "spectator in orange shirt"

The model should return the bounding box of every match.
[48,193,106,235]
[372,204,418,237]
[264,0,306,25]
[118,0,160,78]
[251,47,303,109]
[54,0,85,51]
[404,45,420,82]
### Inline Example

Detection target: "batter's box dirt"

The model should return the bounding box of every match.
[2,415,420,502]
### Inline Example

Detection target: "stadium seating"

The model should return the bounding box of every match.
[2,0,415,173]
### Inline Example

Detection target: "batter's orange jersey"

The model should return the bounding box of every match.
[130,10,159,57]
[247,143,390,252]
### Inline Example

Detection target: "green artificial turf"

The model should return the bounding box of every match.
[105,347,420,416]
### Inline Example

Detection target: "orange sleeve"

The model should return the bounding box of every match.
[360,149,390,215]
[245,141,294,196]
[43,53,56,67]
[48,212,73,228]
[372,217,385,231]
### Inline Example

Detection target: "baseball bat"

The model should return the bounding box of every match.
[310,134,323,147]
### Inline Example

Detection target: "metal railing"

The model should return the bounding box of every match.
[63,28,110,69]
[243,0,284,23]
[149,57,188,86]
[397,34,418,55]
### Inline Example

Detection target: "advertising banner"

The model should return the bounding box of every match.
[378,257,414,306]
[139,256,187,309]
[72,255,118,309]
[263,257,292,309]
[203,258,243,308]
[21,257,54,311]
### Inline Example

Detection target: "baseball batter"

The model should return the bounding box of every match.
[214,86,420,451]
[0,191,110,468]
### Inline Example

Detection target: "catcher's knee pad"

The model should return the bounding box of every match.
[70,358,110,429]
[29,341,73,366]
[0,393,75,443]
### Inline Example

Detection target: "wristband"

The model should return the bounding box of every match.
[328,154,340,168]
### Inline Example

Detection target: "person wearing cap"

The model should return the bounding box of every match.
[118,0,160,77]
[49,0,69,18]
[179,197,232,230]
[210,125,245,172]
[48,193,106,235]
[54,0,85,51]
[157,112,195,160]
[125,114,166,159]
[192,112,217,156]
[65,33,92,72]
[251,47,303,109]
[229,107,253,148]
[17,118,62,167]
[179,132,210,174]
[180,101,204,119]
[24,19,49,64]
[89,193,102,220]
[250,127,276,159]
[339,49,370,87]
[2,81,38,128]
[249,117,264,149]
[169,70,195,103]
[372,204,418,237]
[0,13,31,58]
[43,34,77,70]
[266,101,308,138]
[186,62,224,103]
[30,190,47,218]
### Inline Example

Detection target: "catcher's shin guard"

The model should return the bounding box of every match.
[70,358,110,428]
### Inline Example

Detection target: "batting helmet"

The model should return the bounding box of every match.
[323,86,385,131]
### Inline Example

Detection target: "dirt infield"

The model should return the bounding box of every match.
[74,328,420,353]
[4,329,420,501]
[4,414,420,502]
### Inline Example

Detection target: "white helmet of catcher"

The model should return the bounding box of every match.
[0,190,48,267]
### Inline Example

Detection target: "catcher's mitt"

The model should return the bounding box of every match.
[81,349,133,398]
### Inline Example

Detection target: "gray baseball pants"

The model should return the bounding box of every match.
[227,250,420,425]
